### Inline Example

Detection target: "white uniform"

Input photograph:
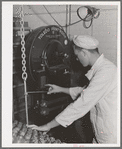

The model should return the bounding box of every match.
[55,54,117,143]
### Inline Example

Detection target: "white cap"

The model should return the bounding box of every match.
[73,35,99,50]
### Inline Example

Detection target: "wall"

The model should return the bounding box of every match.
[13,4,118,65]
[91,5,118,65]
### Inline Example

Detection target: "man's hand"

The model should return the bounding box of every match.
[45,84,62,94]
[27,124,50,132]
[27,119,60,132]
[45,84,70,95]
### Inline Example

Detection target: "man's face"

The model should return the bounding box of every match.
[73,45,89,67]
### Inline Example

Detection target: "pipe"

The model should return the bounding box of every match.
[69,5,71,39]
[66,5,68,35]
[27,90,47,94]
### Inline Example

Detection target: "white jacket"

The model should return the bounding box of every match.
[55,54,117,143]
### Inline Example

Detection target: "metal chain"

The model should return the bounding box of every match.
[20,6,28,80]
[19,5,29,125]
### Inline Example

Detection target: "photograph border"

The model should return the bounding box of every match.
[1,0,121,148]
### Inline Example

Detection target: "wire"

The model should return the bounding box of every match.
[29,5,49,25]
[43,5,64,30]
[83,18,93,29]
[43,5,82,28]
[77,6,100,29]
[62,20,82,27]
[25,5,100,29]
[24,10,77,16]
[23,8,117,16]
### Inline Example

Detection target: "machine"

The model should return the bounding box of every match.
[13,25,93,143]
[24,25,72,123]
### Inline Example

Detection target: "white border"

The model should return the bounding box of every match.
[2,1,121,147]
[1,1,120,5]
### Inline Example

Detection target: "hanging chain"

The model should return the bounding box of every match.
[19,5,29,125]
[20,6,28,81]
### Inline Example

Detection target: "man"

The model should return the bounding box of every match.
[28,35,117,143]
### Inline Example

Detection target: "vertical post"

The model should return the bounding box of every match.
[69,5,71,39]
[66,5,68,35]
[24,80,29,125]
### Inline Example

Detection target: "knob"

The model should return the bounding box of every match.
[63,69,69,74]
[64,53,69,58]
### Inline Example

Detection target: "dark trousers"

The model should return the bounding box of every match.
[74,112,94,143]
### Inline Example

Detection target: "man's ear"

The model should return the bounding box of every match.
[82,49,87,56]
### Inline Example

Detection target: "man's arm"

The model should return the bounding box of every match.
[46,84,83,100]
[27,119,60,131]
[55,68,116,128]
[47,119,60,129]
